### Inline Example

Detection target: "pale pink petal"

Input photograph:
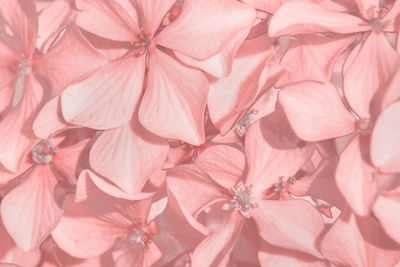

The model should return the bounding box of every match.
[373,188,400,244]
[75,0,139,42]
[0,74,43,172]
[245,115,315,195]
[242,0,284,13]
[0,0,38,56]
[173,22,251,78]
[276,35,354,87]
[370,101,400,173]
[279,81,356,142]
[36,0,73,52]
[32,96,71,140]
[321,209,400,266]
[61,55,145,129]
[1,165,64,251]
[336,135,381,216]
[139,49,208,145]
[0,218,41,267]
[52,194,130,259]
[155,0,256,60]
[75,169,154,202]
[89,120,168,194]
[191,211,244,267]
[34,25,108,96]
[343,31,400,118]
[258,244,327,267]
[194,144,245,189]
[378,68,400,112]
[208,35,280,134]
[133,0,176,37]
[166,164,228,235]
[0,86,13,117]
[268,1,368,37]
[252,199,324,258]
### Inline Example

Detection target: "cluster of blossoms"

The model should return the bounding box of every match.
[1,0,400,266]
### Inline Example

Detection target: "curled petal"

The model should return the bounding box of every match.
[268,1,368,37]
[156,0,256,60]
[191,211,244,267]
[166,164,228,235]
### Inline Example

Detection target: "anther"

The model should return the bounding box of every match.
[222,182,258,219]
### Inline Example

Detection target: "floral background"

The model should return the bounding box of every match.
[0,0,400,266]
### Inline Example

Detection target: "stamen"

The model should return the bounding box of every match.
[222,182,258,219]
[32,140,58,164]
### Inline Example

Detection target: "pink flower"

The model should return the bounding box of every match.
[0,134,90,251]
[167,113,324,265]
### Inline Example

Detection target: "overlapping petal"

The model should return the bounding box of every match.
[279,81,356,142]
[61,55,145,129]
[139,49,208,145]
[156,0,256,60]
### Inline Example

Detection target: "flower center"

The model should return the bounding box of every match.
[123,226,151,251]
[31,140,58,164]
[222,182,258,218]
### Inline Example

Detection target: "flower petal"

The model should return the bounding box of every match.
[191,211,244,267]
[252,199,324,258]
[0,0,38,56]
[61,55,145,129]
[115,241,162,267]
[0,74,43,172]
[75,0,139,42]
[245,113,315,195]
[336,135,382,216]
[36,0,73,52]
[373,188,400,244]
[279,81,356,142]
[156,0,256,60]
[173,22,251,78]
[268,1,368,37]
[32,96,72,140]
[34,25,108,96]
[194,144,245,189]
[0,218,41,267]
[75,169,154,202]
[51,194,129,259]
[1,165,64,251]
[166,164,228,235]
[343,32,400,118]
[370,101,400,173]
[89,120,169,194]
[51,138,91,185]
[276,35,354,87]
[139,50,208,145]
[320,209,400,266]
